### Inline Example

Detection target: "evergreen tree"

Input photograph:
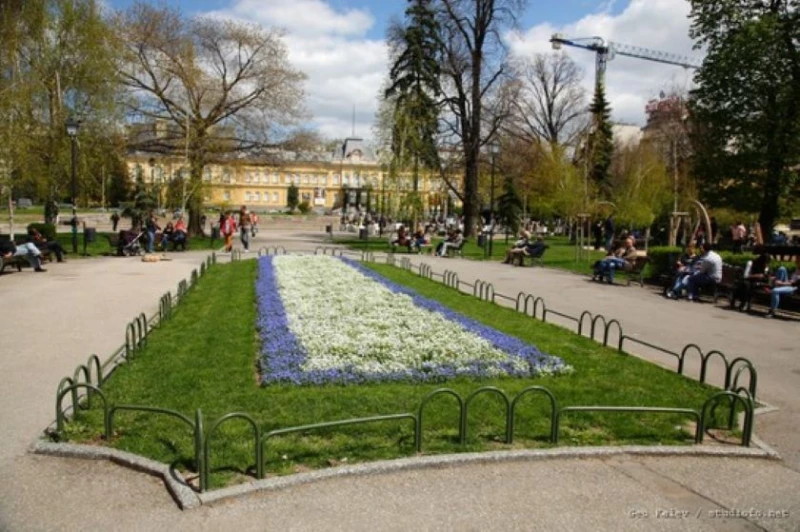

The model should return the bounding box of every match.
[286,183,299,212]
[385,0,443,191]
[586,81,614,193]
[496,175,523,240]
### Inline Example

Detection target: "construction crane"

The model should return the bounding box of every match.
[550,33,702,86]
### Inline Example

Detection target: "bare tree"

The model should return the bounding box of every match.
[436,0,525,237]
[504,52,588,147]
[116,2,306,233]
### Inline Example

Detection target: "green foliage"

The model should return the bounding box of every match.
[286,183,299,212]
[586,81,614,193]
[610,144,672,229]
[0,0,123,206]
[66,260,718,486]
[26,222,56,241]
[297,200,311,214]
[646,246,683,279]
[385,0,443,180]
[496,176,523,235]
[528,145,588,218]
[688,0,800,235]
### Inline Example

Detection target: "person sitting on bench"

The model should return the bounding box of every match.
[665,243,701,299]
[437,228,464,257]
[28,227,66,262]
[391,225,411,250]
[680,242,722,301]
[502,230,530,264]
[764,256,800,318]
[172,216,188,250]
[593,237,637,283]
[730,252,770,311]
[0,239,46,272]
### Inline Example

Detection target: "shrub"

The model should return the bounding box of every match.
[297,201,311,214]
[645,246,682,279]
[27,223,56,241]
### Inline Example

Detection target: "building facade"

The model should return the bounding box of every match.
[126,135,451,215]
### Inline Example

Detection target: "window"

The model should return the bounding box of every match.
[254,192,260,202]
[333,175,339,185]
[245,191,251,202]
[203,167,212,181]
[312,175,318,185]
[245,172,251,183]
[222,170,232,184]
[321,176,327,186]
[223,191,231,201]
[302,174,309,184]
[272,192,279,203]
[272,172,279,184]
[343,176,349,186]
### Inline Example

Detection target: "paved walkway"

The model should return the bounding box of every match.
[0,231,798,531]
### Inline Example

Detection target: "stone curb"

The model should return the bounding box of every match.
[30,438,779,511]
[30,440,201,510]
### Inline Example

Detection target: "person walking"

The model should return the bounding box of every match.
[144,212,160,254]
[239,206,251,252]
[110,211,120,232]
[220,211,236,253]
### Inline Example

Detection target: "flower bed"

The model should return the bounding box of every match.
[256,255,571,385]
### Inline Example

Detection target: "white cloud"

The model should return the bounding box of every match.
[508,0,701,126]
[203,0,387,141]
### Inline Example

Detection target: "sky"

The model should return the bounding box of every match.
[107,0,702,142]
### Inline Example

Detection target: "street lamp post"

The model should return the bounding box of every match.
[65,117,80,254]
[488,142,499,258]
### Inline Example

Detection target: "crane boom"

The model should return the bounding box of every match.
[550,33,701,85]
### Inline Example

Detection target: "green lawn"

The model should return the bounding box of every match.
[65,258,723,488]
[337,235,607,275]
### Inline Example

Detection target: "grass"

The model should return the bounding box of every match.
[337,235,607,275]
[65,258,725,488]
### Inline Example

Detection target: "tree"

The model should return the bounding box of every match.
[609,143,672,243]
[496,174,522,240]
[385,0,444,228]
[437,0,526,237]
[1,0,121,230]
[688,0,800,235]
[286,183,299,212]
[585,80,614,194]
[116,3,306,234]
[505,53,588,147]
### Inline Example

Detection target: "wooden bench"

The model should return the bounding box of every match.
[615,256,650,287]
[0,254,25,274]
[445,239,467,258]
[515,245,549,267]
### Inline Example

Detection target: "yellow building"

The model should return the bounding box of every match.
[127,136,451,215]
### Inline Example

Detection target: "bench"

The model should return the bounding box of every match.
[445,239,467,258]
[0,254,25,274]
[615,256,650,287]
[515,245,549,267]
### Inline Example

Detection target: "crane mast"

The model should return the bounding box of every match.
[550,33,701,86]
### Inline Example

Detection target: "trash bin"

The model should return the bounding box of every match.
[84,227,97,243]
[477,233,486,247]
[211,226,220,240]
[359,227,368,240]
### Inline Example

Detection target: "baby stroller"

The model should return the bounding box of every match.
[118,230,144,256]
